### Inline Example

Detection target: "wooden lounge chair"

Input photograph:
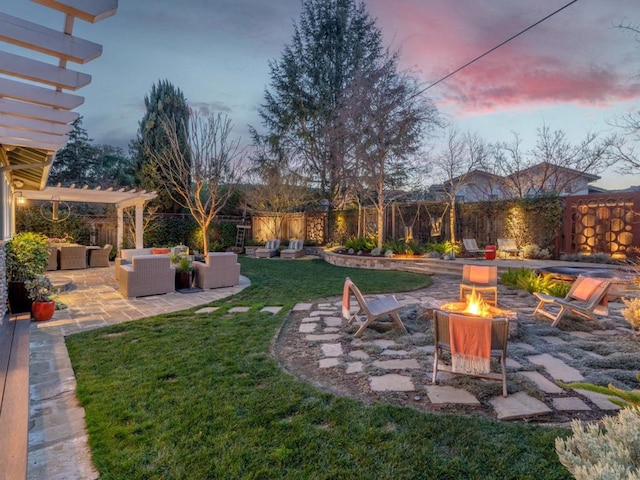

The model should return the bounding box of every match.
[459,264,498,306]
[533,275,611,328]
[280,239,305,259]
[497,238,523,259]
[462,239,489,257]
[255,239,280,258]
[342,277,407,337]
[432,309,509,397]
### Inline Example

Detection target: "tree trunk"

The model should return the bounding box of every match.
[449,198,456,246]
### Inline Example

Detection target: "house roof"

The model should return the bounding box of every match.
[0,0,117,191]
[509,162,600,182]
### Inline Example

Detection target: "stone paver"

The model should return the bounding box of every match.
[261,306,283,314]
[527,353,584,382]
[506,358,523,369]
[292,303,312,311]
[369,374,414,391]
[553,397,591,411]
[425,385,480,405]
[345,362,363,374]
[195,307,219,314]
[372,339,397,349]
[300,316,317,323]
[306,334,341,341]
[381,349,410,356]
[574,389,621,411]
[566,331,596,339]
[518,371,564,394]
[319,358,340,368]
[324,317,343,327]
[228,306,250,313]
[298,323,317,333]
[321,343,343,357]
[489,392,552,420]
[372,359,420,370]
[540,336,567,345]
[349,350,370,360]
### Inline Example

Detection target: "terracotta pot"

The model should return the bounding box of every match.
[31,301,55,321]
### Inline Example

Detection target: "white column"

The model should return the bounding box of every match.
[135,202,144,248]
[116,206,123,252]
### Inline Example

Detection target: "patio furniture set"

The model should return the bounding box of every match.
[255,239,305,259]
[342,265,613,398]
[116,248,241,298]
[46,243,111,271]
[463,238,523,259]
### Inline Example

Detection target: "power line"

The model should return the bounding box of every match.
[420,0,580,94]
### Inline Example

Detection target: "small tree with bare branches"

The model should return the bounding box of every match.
[147,111,244,254]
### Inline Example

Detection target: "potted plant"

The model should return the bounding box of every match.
[5,232,49,314]
[171,253,194,290]
[25,275,56,321]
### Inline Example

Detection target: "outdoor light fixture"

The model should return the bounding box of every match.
[14,191,26,206]
[40,196,70,223]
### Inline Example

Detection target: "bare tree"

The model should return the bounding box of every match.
[147,111,244,254]
[341,59,440,249]
[495,126,620,197]
[432,128,489,245]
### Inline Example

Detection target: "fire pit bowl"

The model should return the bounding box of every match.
[437,301,519,338]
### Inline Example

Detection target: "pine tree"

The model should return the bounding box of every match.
[131,80,190,213]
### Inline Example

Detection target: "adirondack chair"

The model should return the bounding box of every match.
[533,275,612,328]
[342,277,407,337]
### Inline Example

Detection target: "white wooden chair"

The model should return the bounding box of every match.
[462,239,489,257]
[342,277,407,337]
[459,265,498,306]
[533,275,612,328]
[497,238,523,259]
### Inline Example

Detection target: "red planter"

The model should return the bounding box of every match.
[31,301,56,321]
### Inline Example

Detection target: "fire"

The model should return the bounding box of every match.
[463,288,491,317]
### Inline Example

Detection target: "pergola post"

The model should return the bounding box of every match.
[116,206,123,251]
[135,201,144,249]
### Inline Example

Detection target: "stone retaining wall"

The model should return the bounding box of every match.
[323,250,424,273]
[1,241,6,318]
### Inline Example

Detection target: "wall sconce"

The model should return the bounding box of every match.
[15,191,26,206]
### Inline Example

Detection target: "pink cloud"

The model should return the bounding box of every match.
[367,0,640,114]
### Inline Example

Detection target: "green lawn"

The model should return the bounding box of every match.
[67,258,570,479]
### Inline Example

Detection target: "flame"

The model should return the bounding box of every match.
[463,288,491,317]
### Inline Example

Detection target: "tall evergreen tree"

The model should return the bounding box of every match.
[255,0,386,208]
[48,117,97,186]
[131,80,190,213]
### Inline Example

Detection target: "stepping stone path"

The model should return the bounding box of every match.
[275,274,639,422]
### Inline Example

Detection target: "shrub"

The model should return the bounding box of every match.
[556,408,640,480]
[500,267,568,296]
[622,297,640,333]
[560,252,620,264]
[522,244,551,260]
[344,235,377,253]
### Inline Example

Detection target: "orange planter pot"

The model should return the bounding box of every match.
[31,301,55,321]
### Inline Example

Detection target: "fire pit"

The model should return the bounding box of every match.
[437,289,518,337]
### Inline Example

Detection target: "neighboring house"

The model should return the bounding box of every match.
[430,163,602,201]
[504,162,600,197]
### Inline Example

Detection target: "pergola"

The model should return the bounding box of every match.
[0,0,118,240]
[16,185,156,250]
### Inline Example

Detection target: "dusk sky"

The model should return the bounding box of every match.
[6,0,640,189]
